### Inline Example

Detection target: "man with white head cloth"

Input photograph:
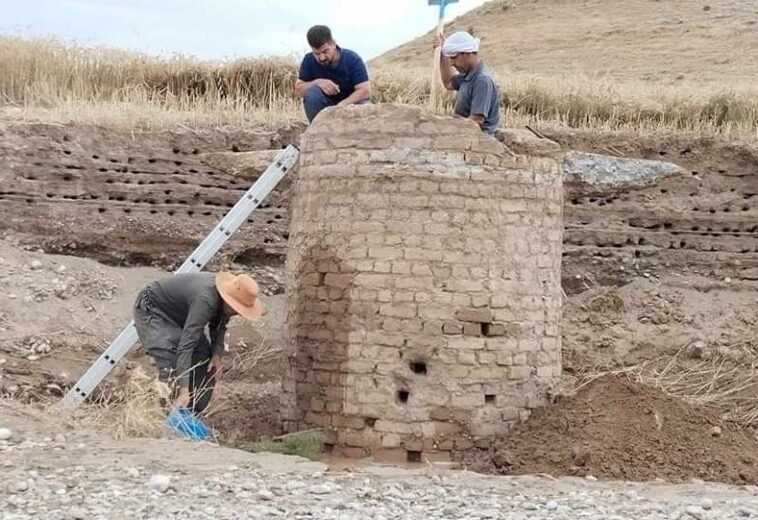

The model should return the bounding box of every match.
[433,31,501,134]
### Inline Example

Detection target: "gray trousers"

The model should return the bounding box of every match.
[133,287,216,413]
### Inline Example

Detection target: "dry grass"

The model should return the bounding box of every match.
[1,35,757,137]
[73,367,167,439]
[572,344,758,428]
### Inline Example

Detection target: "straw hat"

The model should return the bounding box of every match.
[215,272,264,321]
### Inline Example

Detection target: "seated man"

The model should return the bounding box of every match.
[133,272,263,413]
[435,31,501,134]
[294,25,372,122]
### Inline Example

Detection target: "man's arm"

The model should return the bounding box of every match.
[467,76,497,129]
[295,78,338,98]
[336,81,371,106]
[294,56,338,97]
[439,54,456,91]
[174,301,214,390]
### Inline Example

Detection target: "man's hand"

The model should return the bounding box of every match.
[174,387,191,409]
[432,35,444,49]
[317,79,340,96]
[209,355,223,381]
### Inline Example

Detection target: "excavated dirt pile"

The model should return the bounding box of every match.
[457,375,758,484]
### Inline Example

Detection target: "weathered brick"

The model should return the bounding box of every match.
[324,273,352,288]
[463,322,483,337]
[380,303,417,319]
[442,321,463,335]
[369,246,403,260]
[455,308,494,323]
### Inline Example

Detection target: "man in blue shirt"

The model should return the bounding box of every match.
[295,25,372,122]
[434,31,501,134]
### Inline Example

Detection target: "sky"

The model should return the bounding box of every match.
[1,0,490,60]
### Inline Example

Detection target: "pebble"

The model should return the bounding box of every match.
[29,260,43,270]
[126,467,140,478]
[311,483,334,494]
[0,427,12,441]
[701,498,713,510]
[148,474,171,494]
[710,426,722,437]
[684,505,706,519]
[257,489,275,501]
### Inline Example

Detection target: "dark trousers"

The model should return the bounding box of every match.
[133,287,216,414]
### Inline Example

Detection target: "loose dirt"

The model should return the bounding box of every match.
[457,375,758,485]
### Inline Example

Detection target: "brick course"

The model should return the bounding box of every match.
[282,105,564,460]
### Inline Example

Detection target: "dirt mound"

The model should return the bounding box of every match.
[372,0,758,86]
[457,376,758,485]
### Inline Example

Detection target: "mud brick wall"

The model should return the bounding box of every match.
[282,105,564,460]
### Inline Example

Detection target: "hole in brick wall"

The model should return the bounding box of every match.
[175,161,183,166]
[63,150,72,156]
[396,390,409,404]
[172,147,181,154]
[485,394,496,404]
[364,417,377,428]
[192,148,200,155]
[98,207,106,213]
[409,361,427,375]
[406,450,422,463]
[92,154,100,160]
[148,158,157,164]
[232,145,240,152]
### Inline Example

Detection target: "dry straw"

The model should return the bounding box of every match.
[1,35,756,136]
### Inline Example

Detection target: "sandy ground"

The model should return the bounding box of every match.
[3,399,758,519]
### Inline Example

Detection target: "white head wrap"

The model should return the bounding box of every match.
[441,31,480,57]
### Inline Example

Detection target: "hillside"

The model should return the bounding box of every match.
[372,0,758,86]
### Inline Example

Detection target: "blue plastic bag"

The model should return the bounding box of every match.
[166,407,213,441]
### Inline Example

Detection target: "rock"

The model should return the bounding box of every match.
[585,475,597,481]
[684,505,705,519]
[563,151,683,195]
[148,474,171,493]
[701,498,713,510]
[257,489,274,501]
[29,260,43,270]
[0,427,12,441]
[55,433,66,443]
[126,467,140,478]
[311,483,334,495]
[686,341,707,359]
[67,506,88,520]
[710,426,722,437]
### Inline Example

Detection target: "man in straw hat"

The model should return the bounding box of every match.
[133,272,263,413]
[433,30,501,134]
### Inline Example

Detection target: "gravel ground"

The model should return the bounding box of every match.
[2,404,758,520]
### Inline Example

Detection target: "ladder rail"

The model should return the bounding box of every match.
[62,145,299,408]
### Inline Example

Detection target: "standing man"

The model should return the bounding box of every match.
[294,25,372,122]
[133,272,263,413]
[434,31,501,134]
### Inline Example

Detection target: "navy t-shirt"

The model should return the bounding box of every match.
[298,47,369,103]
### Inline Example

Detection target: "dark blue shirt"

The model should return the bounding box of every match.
[451,61,501,134]
[298,47,369,104]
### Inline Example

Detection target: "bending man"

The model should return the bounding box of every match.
[435,31,501,134]
[294,25,372,122]
[133,272,263,413]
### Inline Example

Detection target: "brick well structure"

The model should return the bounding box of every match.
[282,105,564,460]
